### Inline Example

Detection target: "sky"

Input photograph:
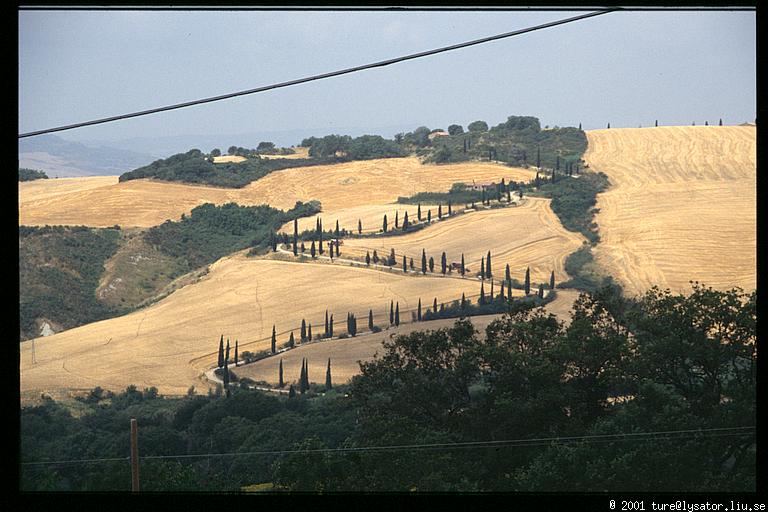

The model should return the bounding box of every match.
[18,8,756,147]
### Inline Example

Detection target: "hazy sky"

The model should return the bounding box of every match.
[19,8,756,143]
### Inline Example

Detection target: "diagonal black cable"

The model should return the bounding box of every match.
[18,8,619,139]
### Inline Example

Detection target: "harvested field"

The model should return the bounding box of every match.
[259,147,309,159]
[234,289,581,387]
[19,157,535,228]
[584,126,756,296]
[20,252,493,396]
[212,155,247,163]
[340,198,585,287]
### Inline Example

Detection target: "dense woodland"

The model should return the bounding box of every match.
[19,168,49,181]
[20,284,755,492]
[19,226,122,341]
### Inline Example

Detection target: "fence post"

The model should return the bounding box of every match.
[130,418,140,492]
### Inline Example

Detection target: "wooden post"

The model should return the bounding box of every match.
[130,418,140,492]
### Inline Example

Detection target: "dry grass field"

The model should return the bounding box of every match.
[340,198,585,287]
[234,289,581,387]
[584,126,756,296]
[259,147,309,159]
[212,155,247,163]
[20,252,500,397]
[18,157,535,228]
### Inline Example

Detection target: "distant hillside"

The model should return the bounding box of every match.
[18,134,155,177]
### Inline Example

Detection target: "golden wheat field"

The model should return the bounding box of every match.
[18,157,535,228]
[584,126,756,296]
[20,251,504,397]
[234,289,581,387]
[212,155,247,163]
[340,198,585,287]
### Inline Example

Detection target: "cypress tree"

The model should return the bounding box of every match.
[390,300,394,325]
[524,267,531,295]
[234,340,238,367]
[490,279,494,300]
[335,239,340,257]
[438,204,442,219]
[480,258,485,280]
[310,240,316,258]
[500,280,505,301]
[318,218,324,254]
[271,325,276,354]
[358,219,362,234]
[507,186,512,202]
[278,358,284,387]
[607,122,611,129]
[507,279,513,301]
[538,283,544,298]
[719,118,723,126]
[556,155,560,171]
[293,218,298,256]
[271,232,277,252]
[395,211,399,228]
[300,241,305,253]
[301,319,307,342]
[222,357,230,395]
[550,270,555,289]
[579,122,582,130]
[225,339,230,365]
[335,220,340,237]
[655,120,658,127]
[288,332,295,349]
[505,263,511,283]
[479,282,486,305]
[325,310,329,337]
[299,359,306,394]
[366,251,371,266]
[705,121,708,126]
[218,334,224,368]
[417,203,422,221]
[429,256,434,273]
[403,211,409,230]
[288,384,295,398]
[417,298,422,321]
[325,358,332,391]
[329,314,334,337]
[535,172,541,188]
[433,297,438,313]
[304,358,309,391]
[448,201,452,215]
[440,303,445,313]
[481,188,486,205]
[461,253,465,276]
[441,252,447,275]
[368,309,374,331]
[403,255,407,273]
[394,302,400,326]
[389,248,396,266]
[518,187,523,199]
[373,250,379,264]
[421,249,427,274]
[461,293,466,309]
[486,251,492,279]
[427,210,432,222]
[346,313,351,335]
[308,323,312,341]
[383,214,388,233]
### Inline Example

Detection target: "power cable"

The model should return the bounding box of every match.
[18,8,619,139]
[20,426,754,467]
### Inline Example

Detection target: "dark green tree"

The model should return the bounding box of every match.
[288,332,295,349]
[301,319,307,342]
[234,340,238,367]
[390,300,394,325]
[310,240,316,258]
[480,258,485,281]
[325,310,329,337]
[288,384,295,398]
[358,219,362,234]
[505,263,511,283]
[307,323,312,341]
[441,252,447,275]
[271,325,276,354]
[421,249,427,274]
[550,270,555,289]
[417,298,422,321]
[438,204,442,219]
[427,210,432,223]
[368,309,374,331]
[335,220,340,238]
[325,358,332,391]
[278,358,284,387]
[486,251,492,279]
[429,256,435,273]
[479,282,486,305]
[394,302,400,326]
[217,335,224,368]
[448,201,452,216]
[417,203,422,221]
[366,251,371,266]
[403,211,409,230]
[538,283,544,298]
[524,267,531,295]
[293,218,298,256]
[373,250,379,264]
[461,253,465,277]
[329,314,334,337]
[403,255,407,273]
[394,211,399,228]
[318,218,324,254]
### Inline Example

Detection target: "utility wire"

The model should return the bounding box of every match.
[20,426,754,467]
[18,8,619,139]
